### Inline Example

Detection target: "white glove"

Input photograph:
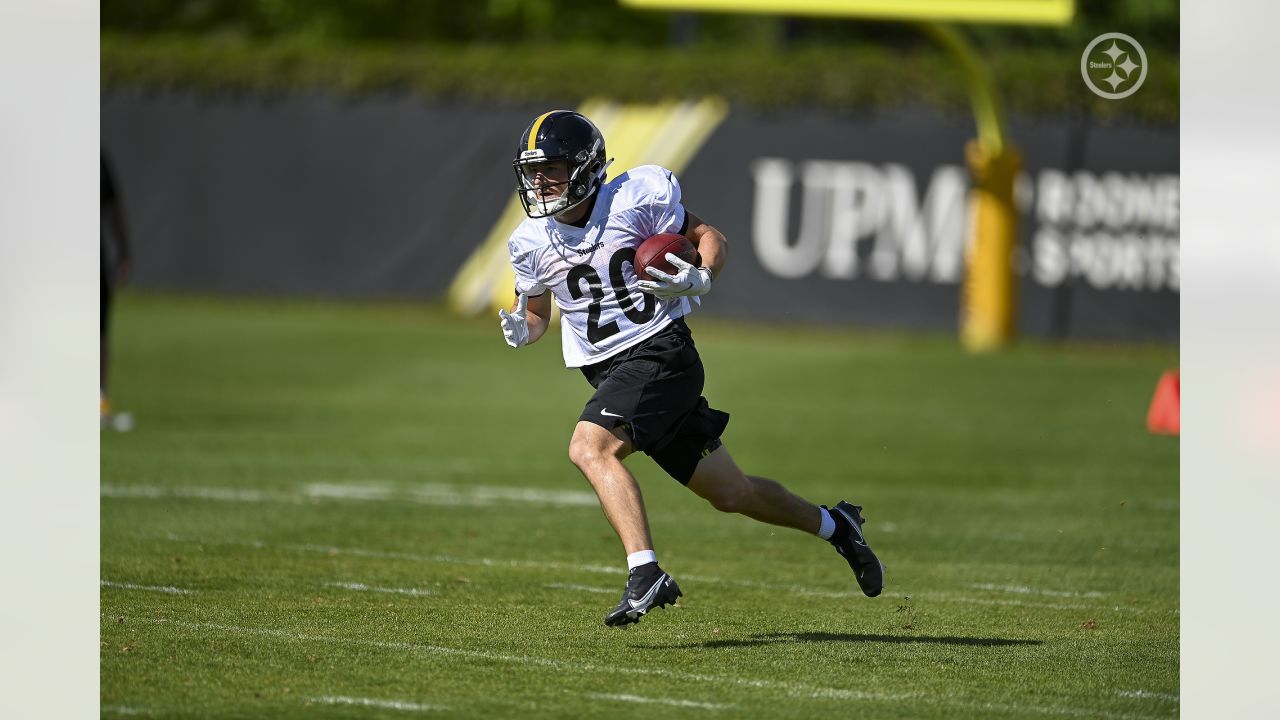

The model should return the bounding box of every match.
[636,253,713,299]
[498,294,530,348]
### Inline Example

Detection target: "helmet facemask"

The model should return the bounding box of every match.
[513,137,609,219]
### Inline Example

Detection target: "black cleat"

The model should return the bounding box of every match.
[825,501,884,597]
[603,568,682,627]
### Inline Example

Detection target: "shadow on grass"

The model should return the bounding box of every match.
[634,631,1043,650]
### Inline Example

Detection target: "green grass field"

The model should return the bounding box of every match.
[101,293,1179,719]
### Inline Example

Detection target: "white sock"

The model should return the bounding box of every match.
[817,507,836,540]
[626,549,657,571]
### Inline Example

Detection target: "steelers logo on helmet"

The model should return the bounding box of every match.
[513,111,612,219]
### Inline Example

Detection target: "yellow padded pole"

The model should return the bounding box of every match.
[919,22,1021,351]
[960,139,1022,351]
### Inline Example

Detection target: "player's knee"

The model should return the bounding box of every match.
[705,492,739,514]
[700,481,750,514]
[569,423,632,469]
[568,433,606,469]
[567,438,592,469]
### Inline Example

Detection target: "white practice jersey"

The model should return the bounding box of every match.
[508,165,698,368]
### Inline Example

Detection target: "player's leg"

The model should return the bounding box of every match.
[685,443,885,597]
[567,420,682,627]
[686,445,822,534]
[567,420,650,554]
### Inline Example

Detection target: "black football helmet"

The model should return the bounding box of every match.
[513,110,611,218]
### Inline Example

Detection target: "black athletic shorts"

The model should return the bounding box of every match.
[579,317,730,485]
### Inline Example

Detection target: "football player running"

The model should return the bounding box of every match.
[500,110,883,627]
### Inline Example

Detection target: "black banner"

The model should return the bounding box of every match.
[103,93,1176,341]
[679,110,1177,341]
[102,92,539,298]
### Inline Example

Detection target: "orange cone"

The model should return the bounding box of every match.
[1146,370,1180,436]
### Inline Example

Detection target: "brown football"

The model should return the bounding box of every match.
[635,233,697,283]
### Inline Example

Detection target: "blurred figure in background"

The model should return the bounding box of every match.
[101,150,133,431]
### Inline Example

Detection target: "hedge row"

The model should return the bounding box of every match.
[101,34,1178,124]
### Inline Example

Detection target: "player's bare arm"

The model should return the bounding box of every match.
[519,291,552,344]
[683,211,727,279]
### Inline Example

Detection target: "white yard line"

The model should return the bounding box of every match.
[971,701,1159,719]
[325,581,431,597]
[941,596,1095,611]
[155,535,1161,613]
[254,539,855,597]
[543,583,617,594]
[101,580,193,595]
[266,540,859,598]
[103,482,598,508]
[280,542,1146,610]
[130,617,915,704]
[255,540,620,575]
[1116,690,1179,702]
[100,707,147,716]
[305,482,599,507]
[681,574,861,599]
[130,450,488,475]
[308,695,446,712]
[911,592,1151,613]
[122,617,1164,719]
[588,692,734,710]
[969,583,1105,598]
[102,485,300,504]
